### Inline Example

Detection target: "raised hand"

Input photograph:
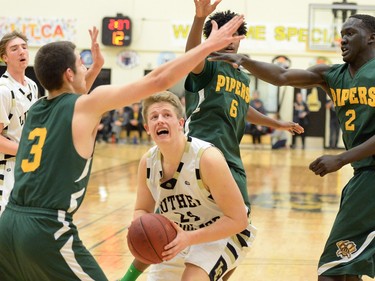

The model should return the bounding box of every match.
[88,26,104,69]
[205,16,245,51]
[84,27,104,94]
[194,0,221,18]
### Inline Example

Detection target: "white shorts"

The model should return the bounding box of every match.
[147,224,256,281]
[0,159,15,216]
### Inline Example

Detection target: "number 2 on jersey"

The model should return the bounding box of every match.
[345,109,355,131]
[21,128,47,172]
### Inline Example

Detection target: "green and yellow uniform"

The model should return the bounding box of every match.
[318,58,375,277]
[0,94,107,281]
[185,59,251,209]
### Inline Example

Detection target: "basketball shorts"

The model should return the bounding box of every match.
[318,169,375,278]
[0,202,108,281]
[0,159,15,216]
[147,223,256,281]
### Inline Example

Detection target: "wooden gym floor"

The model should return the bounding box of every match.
[76,141,371,281]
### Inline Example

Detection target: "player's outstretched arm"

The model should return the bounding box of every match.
[246,106,304,135]
[208,52,328,89]
[83,15,246,117]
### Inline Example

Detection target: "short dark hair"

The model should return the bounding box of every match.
[203,10,247,39]
[349,14,375,33]
[34,41,77,91]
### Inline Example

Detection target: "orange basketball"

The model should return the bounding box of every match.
[127,213,177,264]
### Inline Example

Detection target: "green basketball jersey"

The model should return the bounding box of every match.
[10,94,92,214]
[184,60,250,172]
[324,58,375,169]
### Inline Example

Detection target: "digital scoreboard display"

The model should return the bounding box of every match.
[102,16,132,46]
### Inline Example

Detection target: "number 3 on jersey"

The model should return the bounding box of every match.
[21,128,47,172]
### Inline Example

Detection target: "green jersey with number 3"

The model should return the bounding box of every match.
[10,94,92,214]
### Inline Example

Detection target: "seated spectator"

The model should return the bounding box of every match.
[96,111,113,143]
[111,107,128,143]
[270,113,288,149]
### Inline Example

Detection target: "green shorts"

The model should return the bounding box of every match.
[318,169,375,278]
[0,202,108,281]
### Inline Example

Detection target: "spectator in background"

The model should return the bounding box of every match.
[291,92,309,149]
[125,102,144,144]
[326,98,340,149]
[111,107,127,143]
[96,111,113,143]
[248,90,269,145]
[271,113,288,149]
[250,89,265,111]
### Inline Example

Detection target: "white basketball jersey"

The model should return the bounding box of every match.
[0,71,38,214]
[146,136,227,231]
[0,71,38,161]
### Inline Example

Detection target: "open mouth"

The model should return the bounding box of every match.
[157,129,169,136]
[341,47,349,56]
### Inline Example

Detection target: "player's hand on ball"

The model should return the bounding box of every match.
[161,222,189,261]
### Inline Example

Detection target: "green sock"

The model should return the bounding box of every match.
[120,263,143,281]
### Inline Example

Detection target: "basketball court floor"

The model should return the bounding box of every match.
[77,142,369,281]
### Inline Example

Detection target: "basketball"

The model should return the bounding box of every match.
[127,213,177,264]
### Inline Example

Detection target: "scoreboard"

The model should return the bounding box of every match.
[102,15,132,46]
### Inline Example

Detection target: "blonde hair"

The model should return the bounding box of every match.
[142,91,184,123]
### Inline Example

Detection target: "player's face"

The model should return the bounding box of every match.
[340,17,371,63]
[218,31,240,53]
[2,37,29,71]
[71,52,88,94]
[144,102,184,143]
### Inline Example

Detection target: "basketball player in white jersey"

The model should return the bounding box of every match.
[0,31,38,215]
[134,91,256,281]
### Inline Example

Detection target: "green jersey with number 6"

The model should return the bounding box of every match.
[184,59,250,173]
